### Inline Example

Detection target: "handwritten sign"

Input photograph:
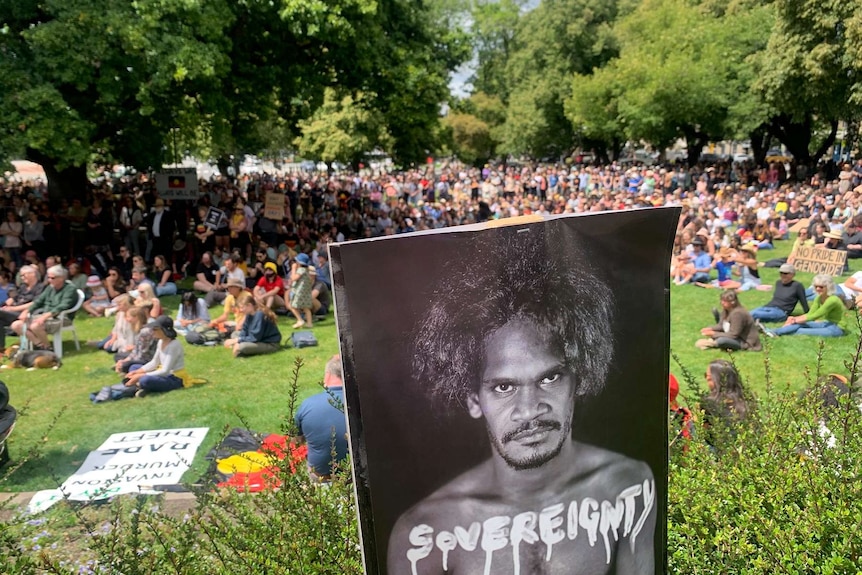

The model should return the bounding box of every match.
[156,168,200,199]
[264,191,285,220]
[792,245,847,276]
[28,427,209,513]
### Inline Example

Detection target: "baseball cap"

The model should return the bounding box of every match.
[779,263,795,274]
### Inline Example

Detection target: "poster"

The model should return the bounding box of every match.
[330,209,679,575]
[790,245,847,276]
[264,191,285,220]
[204,206,226,230]
[156,167,200,200]
[28,427,209,513]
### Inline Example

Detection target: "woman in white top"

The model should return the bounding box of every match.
[124,316,190,397]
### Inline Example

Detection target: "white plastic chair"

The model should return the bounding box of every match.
[51,289,85,358]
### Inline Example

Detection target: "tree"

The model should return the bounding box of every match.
[0,0,467,197]
[753,0,858,167]
[499,0,622,158]
[443,92,506,164]
[470,0,524,102]
[568,0,772,165]
[0,0,233,199]
[294,88,391,168]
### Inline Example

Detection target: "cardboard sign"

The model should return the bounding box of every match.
[28,427,208,513]
[264,191,285,220]
[204,207,225,230]
[330,209,679,575]
[788,218,809,234]
[156,168,200,199]
[792,245,847,276]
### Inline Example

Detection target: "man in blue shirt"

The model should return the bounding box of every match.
[294,355,349,481]
[691,238,713,283]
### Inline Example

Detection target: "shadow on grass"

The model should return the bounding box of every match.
[1,447,87,490]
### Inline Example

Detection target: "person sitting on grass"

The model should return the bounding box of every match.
[750,263,809,323]
[91,294,135,353]
[701,359,750,449]
[734,244,768,291]
[763,274,848,338]
[253,261,286,312]
[696,290,762,352]
[123,315,192,398]
[208,277,246,336]
[223,293,282,357]
[175,292,210,334]
[82,275,111,317]
[672,252,695,285]
[114,305,157,374]
[152,254,177,297]
[695,247,739,289]
[133,282,162,319]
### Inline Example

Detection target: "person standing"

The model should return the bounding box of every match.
[294,355,348,481]
[146,199,175,265]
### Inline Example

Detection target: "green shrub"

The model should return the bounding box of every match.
[669,344,862,574]
[6,347,862,573]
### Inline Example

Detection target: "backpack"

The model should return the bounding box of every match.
[186,325,224,346]
[289,330,318,348]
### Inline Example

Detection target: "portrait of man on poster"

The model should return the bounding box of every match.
[385,229,657,575]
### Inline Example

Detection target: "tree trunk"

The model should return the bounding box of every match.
[749,124,771,167]
[681,126,709,168]
[25,148,89,204]
[769,114,813,168]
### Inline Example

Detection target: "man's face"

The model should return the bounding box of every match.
[467,319,575,471]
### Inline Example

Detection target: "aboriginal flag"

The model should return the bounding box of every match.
[168,176,185,189]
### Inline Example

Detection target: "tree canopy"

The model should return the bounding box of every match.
[0,0,466,197]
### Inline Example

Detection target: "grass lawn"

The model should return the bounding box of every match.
[1,235,859,492]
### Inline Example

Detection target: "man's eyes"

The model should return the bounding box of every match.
[491,373,562,394]
[541,373,561,385]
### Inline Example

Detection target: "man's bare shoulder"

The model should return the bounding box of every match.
[570,440,655,490]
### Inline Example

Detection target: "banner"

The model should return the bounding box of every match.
[28,427,208,513]
[156,168,200,200]
[792,245,847,276]
[264,191,285,220]
[330,209,679,575]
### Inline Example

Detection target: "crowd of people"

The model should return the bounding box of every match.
[3,155,862,457]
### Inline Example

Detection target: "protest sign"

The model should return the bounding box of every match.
[28,427,208,513]
[264,191,285,220]
[788,218,809,234]
[204,207,225,230]
[330,209,679,575]
[791,245,847,276]
[156,168,199,200]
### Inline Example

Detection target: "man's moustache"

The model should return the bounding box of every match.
[503,420,561,443]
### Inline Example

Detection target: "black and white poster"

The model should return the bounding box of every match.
[203,207,225,230]
[331,208,679,575]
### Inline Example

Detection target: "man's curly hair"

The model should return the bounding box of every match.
[412,223,615,406]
